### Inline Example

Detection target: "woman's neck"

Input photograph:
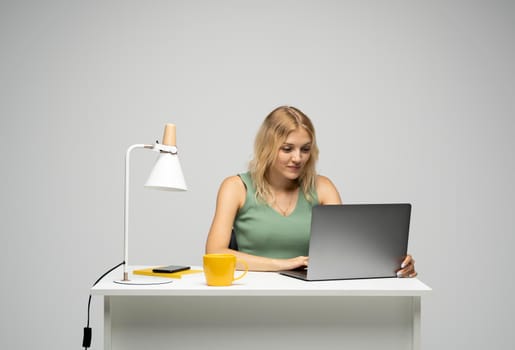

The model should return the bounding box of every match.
[266,171,299,193]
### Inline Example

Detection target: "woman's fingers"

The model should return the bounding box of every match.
[397,255,417,278]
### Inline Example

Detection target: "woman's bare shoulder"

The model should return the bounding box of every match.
[217,175,247,204]
[316,175,342,204]
[315,174,338,189]
[220,175,246,189]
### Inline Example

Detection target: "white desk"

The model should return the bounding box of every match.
[92,267,431,350]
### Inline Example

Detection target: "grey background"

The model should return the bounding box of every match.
[1,0,513,349]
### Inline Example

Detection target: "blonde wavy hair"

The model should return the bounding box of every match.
[249,106,319,204]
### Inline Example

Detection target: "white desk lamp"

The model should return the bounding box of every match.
[114,124,187,285]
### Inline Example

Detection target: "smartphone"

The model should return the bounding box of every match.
[152,265,191,273]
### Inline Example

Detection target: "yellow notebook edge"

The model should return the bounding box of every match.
[133,268,203,279]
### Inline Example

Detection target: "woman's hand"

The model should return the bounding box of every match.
[397,254,417,278]
[276,256,309,271]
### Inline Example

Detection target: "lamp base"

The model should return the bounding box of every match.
[114,275,174,285]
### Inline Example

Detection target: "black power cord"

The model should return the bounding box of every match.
[83,262,124,349]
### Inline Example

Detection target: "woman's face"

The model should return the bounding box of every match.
[270,127,312,181]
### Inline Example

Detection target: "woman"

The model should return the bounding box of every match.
[205,106,416,276]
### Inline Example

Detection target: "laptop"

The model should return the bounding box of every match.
[280,203,411,281]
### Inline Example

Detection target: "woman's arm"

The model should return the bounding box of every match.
[205,176,244,254]
[205,176,308,271]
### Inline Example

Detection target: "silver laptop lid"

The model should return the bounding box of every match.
[306,204,411,280]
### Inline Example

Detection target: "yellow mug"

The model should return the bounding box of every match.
[203,254,248,286]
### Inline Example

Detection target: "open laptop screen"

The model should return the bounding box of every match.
[280,204,411,281]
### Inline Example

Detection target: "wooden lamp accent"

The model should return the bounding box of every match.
[162,124,176,146]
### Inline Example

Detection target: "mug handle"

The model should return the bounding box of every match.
[233,258,248,281]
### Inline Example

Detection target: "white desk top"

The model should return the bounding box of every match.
[91,266,431,297]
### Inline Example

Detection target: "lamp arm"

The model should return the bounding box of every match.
[122,143,153,281]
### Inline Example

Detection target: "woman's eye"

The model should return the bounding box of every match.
[301,147,311,153]
[281,146,292,152]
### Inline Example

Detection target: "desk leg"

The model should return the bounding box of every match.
[104,296,111,350]
[412,296,421,350]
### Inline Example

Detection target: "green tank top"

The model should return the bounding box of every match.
[233,172,319,259]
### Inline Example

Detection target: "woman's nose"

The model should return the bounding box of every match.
[291,150,302,162]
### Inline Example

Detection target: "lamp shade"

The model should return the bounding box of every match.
[144,152,187,191]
